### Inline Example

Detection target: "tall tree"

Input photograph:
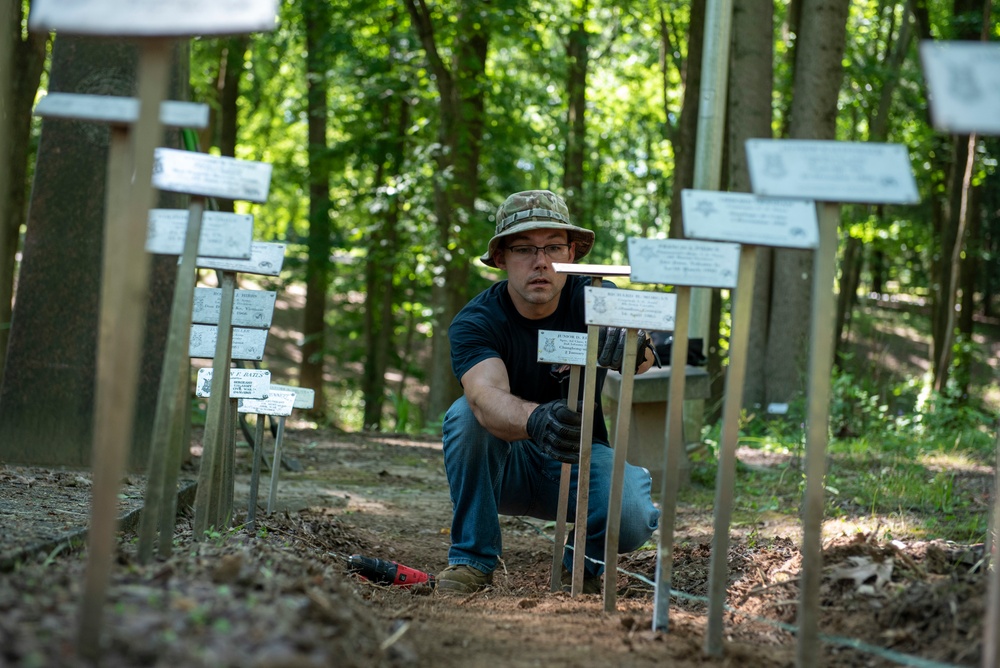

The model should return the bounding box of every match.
[299,0,334,419]
[929,0,989,394]
[0,37,185,468]
[762,0,851,406]
[403,0,490,422]
[562,0,590,223]
[727,0,774,410]
[0,1,47,377]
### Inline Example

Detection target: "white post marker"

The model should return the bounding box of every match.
[552,262,630,597]
[260,384,315,518]
[537,329,588,591]
[628,236,741,633]
[920,41,1000,668]
[919,41,1000,136]
[584,285,676,612]
[147,209,253,259]
[192,288,277,329]
[28,0,279,658]
[150,149,276,538]
[670,191,819,642]
[745,139,918,667]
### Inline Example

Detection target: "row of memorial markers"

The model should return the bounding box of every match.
[22,1,1000,664]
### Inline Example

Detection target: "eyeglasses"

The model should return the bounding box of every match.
[505,243,571,260]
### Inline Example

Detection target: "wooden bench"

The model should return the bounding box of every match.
[602,365,711,491]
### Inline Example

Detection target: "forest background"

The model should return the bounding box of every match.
[0,0,998,455]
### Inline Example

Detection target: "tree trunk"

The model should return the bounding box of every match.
[300,0,333,419]
[362,26,408,430]
[763,0,850,406]
[666,0,705,238]
[727,0,774,411]
[0,36,185,469]
[562,0,589,227]
[930,0,988,393]
[405,0,488,424]
[216,37,248,213]
[0,2,47,379]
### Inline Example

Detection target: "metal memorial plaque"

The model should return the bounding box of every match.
[192,288,276,329]
[195,368,270,399]
[537,330,588,366]
[552,262,632,277]
[189,324,268,361]
[29,0,278,36]
[680,189,820,249]
[153,148,273,203]
[269,384,316,410]
[34,94,209,128]
[238,390,297,417]
[197,241,286,277]
[920,41,1000,135]
[629,238,741,289]
[584,287,677,330]
[146,209,253,259]
[745,139,920,205]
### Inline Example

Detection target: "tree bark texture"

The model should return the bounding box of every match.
[667,0,705,238]
[763,0,849,405]
[405,0,488,423]
[0,2,47,379]
[562,1,589,227]
[0,36,184,469]
[727,0,774,410]
[301,0,333,419]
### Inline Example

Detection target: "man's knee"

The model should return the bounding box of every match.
[618,466,659,552]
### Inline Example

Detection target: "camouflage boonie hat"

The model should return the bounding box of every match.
[480,190,595,268]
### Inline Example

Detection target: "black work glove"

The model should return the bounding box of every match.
[597,328,662,373]
[526,399,582,464]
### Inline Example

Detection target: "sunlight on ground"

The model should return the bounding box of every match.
[919,452,993,475]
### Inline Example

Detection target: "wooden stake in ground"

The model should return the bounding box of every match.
[139,208,253,561]
[745,138,919,666]
[553,263,630,596]
[581,285,677,611]
[628,236,743,632]
[536,330,587,591]
[26,0,278,659]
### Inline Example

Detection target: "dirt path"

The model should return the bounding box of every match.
[0,425,987,667]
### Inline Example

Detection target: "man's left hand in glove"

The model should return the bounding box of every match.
[596,327,662,373]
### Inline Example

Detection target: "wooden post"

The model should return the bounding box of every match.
[653,285,691,631]
[267,416,288,514]
[77,37,172,660]
[246,414,267,532]
[704,244,758,657]
[795,203,839,666]
[603,328,639,611]
[193,270,237,535]
[138,197,205,562]
[550,365,581,592]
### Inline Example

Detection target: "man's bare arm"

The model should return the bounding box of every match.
[461,358,536,442]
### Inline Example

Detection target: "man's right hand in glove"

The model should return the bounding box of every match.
[526,399,582,464]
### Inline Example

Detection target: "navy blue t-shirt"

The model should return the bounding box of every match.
[448,274,610,443]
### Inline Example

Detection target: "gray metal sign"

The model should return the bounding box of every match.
[192,288,276,329]
[268,384,316,410]
[537,330,588,366]
[197,241,285,277]
[584,287,676,330]
[153,148,273,203]
[146,209,253,259]
[629,238,740,289]
[195,368,270,399]
[189,324,268,361]
[680,189,819,249]
[920,41,1000,136]
[746,139,920,205]
[34,94,209,128]
[29,0,279,36]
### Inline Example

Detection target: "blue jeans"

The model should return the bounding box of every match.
[441,396,660,579]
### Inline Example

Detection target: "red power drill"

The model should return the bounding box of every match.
[347,554,435,588]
